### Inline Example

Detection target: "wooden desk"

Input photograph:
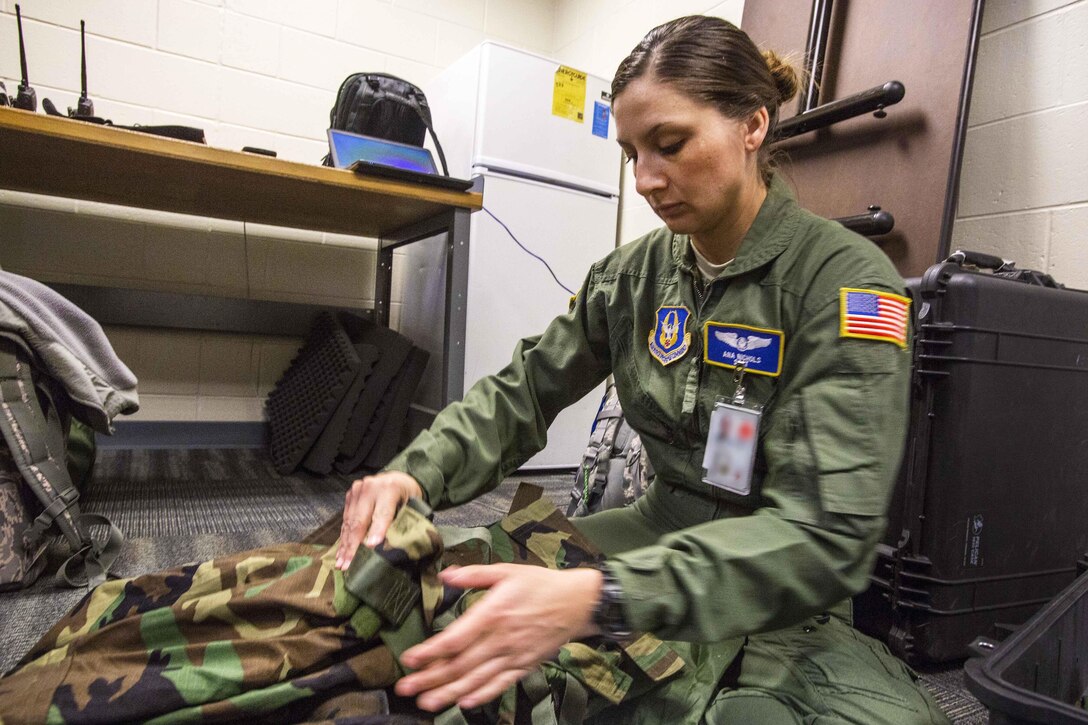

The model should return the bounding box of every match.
[0,106,482,405]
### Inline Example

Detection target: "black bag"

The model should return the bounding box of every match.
[0,337,123,591]
[323,72,448,174]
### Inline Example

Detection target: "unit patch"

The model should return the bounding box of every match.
[648,306,691,365]
[703,323,784,377]
[839,288,910,348]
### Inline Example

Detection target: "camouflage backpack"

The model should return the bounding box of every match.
[0,336,122,591]
[567,381,653,517]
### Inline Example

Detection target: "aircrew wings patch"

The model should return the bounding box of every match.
[839,288,911,347]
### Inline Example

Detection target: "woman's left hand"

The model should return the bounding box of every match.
[394,564,604,712]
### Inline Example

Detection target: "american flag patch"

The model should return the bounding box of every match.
[839,288,911,348]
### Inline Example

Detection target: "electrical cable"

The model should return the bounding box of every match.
[482,207,575,296]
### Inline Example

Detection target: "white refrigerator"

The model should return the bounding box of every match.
[400,42,620,469]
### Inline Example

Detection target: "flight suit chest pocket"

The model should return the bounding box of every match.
[610,324,678,443]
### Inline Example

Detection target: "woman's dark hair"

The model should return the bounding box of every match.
[612,15,800,184]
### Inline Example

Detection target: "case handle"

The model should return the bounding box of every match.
[967,636,1000,659]
[946,249,1012,272]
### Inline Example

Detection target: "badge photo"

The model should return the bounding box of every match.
[702,401,761,496]
[648,306,691,366]
[703,322,784,377]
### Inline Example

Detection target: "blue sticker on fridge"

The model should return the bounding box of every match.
[592,101,610,139]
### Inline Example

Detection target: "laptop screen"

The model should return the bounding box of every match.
[327,129,438,173]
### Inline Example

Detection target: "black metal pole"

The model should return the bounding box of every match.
[833,206,895,237]
[773,80,905,141]
[937,0,986,261]
[797,0,835,113]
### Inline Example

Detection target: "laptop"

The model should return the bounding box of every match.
[326,128,475,192]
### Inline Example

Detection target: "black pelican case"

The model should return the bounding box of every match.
[854,251,1088,663]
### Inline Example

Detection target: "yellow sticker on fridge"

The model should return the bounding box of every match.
[552,65,587,123]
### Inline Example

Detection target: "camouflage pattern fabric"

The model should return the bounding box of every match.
[566,383,652,519]
[622,436,652,507]
[0,442,49,589]
[0,484,684,724]
[0,338,123,591]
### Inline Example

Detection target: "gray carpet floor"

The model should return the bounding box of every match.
[0,448,989,722]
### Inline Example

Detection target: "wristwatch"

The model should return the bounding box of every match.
[592,566,633,639]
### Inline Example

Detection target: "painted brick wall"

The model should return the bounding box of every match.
[0,0,556,422]
[952,0,1088,289]
[552,0,746,245]
[7,1,1076,425]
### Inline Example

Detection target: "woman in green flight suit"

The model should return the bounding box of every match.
[335,15,949,725]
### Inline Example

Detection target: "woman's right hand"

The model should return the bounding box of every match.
[335,471,424,570]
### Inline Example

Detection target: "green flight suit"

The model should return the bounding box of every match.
[385,176,949,724]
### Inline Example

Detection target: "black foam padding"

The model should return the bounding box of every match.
[335,317,414,461]
[364,346,430,471]
[336,346,429,474]
[265,312,362,474]
[301,343,379,475]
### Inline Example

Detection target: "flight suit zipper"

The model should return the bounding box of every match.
[688,275,713,442]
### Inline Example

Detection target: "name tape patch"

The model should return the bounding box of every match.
[839,288,910,348]
[703,323,784,377]
[648,306,691,366]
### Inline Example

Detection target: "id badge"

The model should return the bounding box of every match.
[702,401,761,496]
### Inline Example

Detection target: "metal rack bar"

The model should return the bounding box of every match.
[797,0,835,112]
[833,206,895,237]
[775,80,906,140]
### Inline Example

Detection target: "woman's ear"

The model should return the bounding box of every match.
[743,107,770,151]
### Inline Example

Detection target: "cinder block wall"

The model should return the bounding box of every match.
[552,0,746,245]
[952,0,1088,289]
[3,0,1081,425]
[0,0,744,426]
[0,0,556,423]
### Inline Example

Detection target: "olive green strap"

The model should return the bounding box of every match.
[521,669,559,725]
[342,542,420,626]
[56,513,125,588]
[559,671,590,725]
[385,609,474,725]
[436,524,492,557]
[377,604,428,672]
[433,706,472,725]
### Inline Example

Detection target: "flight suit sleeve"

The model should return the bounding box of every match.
[605,279,912,642]
[382,267,613,509]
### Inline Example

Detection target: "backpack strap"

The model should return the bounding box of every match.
[379,88,451,177]
[424,122,450,177]
[568,385,624,516]
[372,75,450,176]
[622,429,650,506]
[0,339,123,588]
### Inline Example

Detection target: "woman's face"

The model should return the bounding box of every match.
[613,74,768,247]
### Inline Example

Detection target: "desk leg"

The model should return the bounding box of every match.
[442,208,470,406]
[381,207,472,409]
[375,245,393,327]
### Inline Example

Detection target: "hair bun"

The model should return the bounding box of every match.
[762,50,800,105]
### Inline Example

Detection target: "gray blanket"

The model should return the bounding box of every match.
[0,271,138,433]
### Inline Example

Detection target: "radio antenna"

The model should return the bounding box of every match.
[13,4,37,111]
[73,19,94,117]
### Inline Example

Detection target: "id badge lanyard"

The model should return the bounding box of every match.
[701,363,762,496]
